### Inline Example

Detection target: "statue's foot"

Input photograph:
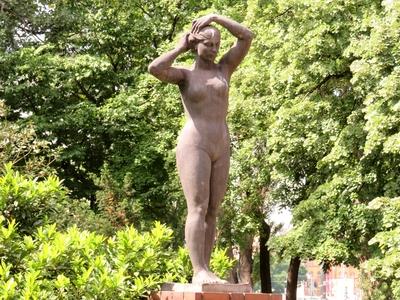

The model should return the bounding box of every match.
[192,270,228,284]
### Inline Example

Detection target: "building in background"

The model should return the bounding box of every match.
[296,261,363,300]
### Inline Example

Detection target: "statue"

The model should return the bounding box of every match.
[148,13,253,284]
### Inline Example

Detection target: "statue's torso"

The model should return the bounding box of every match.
[178,66,230,161]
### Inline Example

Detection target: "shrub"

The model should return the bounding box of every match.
[0,220,181,299]
[0,218,233,299]
[0,163,68,234]
[0,163,114,236]
[0,164,234,298]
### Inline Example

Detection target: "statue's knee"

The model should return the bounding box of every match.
[205,208,218,220]
[188,203,208,218]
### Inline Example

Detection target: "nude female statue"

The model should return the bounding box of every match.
[148,14,253,284]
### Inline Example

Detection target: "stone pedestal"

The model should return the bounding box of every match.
[150,283,283,300]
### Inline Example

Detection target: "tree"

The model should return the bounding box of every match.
[227,0,399,298]
[0,0,214,232]
[242,0,399,298]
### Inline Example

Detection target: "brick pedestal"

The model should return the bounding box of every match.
[150,283,283,300]
[150,291,283,300]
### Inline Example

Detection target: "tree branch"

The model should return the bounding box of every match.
[300,69,352,97]
[152,37,158,49]
[74,79,97,104]
[271,7,293,22]
[16,25,45,42]
[167,15,179,42]
[106,53,119,71]
[135,3,151,17]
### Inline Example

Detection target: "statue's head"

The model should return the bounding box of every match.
[189,26,221,62]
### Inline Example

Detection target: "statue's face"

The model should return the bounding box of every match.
[196,28,221,62]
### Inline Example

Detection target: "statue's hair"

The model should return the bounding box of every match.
[188,26,220,52]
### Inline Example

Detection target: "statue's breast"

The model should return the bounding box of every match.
[205,76,229,97]
[185,74,228,102]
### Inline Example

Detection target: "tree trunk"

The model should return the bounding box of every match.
[238,235,254,286]
[227,244,239,283]
[259,220,272,293]
[286,256,301,300]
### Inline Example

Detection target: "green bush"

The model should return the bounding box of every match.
[0,164,234,299]
[0,163,68,234]
[0,163,115,236]
[0,220,180,299]
[0,218,233,299]
[210,247,235,280]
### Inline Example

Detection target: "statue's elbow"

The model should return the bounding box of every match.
[148,63,157,76]
[246,30,254,41]
[239,30,254,43]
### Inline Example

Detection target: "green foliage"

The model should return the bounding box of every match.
[0,162,114,236]
[221,0,400,296]
[210,247,235,279]
[0,163,67,234]
[0,219,232,299]
[270,168,380,269]
[95,77,185,233]
[0,0,212,212]
[252,256,307,293]
[0,100,58,178]
[362,197,400,300]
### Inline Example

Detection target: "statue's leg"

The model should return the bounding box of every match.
[176,144,212,280]
[204,149,230,267]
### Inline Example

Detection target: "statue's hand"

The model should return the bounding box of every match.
[176,32,190,52]
[191,14,217,34]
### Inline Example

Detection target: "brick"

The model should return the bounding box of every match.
[160,291,170,300]
[160,291,184,300]
[183,292,202,300]
[160,291,174,300]
[149,292,161,300]
[173,292,184,300]
[230,293,245,300]
[202,292,230,300]
[244,293,269,300]
[270,295,283,300]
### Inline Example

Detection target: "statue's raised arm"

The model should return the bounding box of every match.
[148,33,190,85]
[191,14,253,77]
